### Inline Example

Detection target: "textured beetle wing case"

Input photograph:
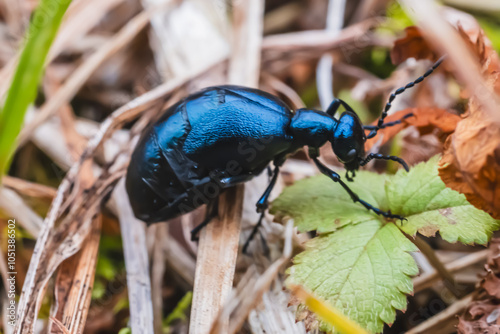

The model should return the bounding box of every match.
[126,85,297,224]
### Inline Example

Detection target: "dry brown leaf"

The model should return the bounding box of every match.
[438,24,500,219]
[458,239,500,333]
[365,107,460,151]
[390,26,438,65]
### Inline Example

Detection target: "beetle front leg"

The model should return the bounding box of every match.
[311,156,405,221]
[325,98,355,117]
[242,165,280,254]
[190,199,218,241]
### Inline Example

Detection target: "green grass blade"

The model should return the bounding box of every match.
[0,0,72,178]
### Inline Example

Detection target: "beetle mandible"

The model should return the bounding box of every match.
[126,57,444,252]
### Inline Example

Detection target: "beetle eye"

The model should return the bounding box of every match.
[346,149,356,161]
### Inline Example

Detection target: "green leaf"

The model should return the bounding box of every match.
[273,156,499,333]
[287,221,418,333]
[271,170,389,233]
[387,156,500,244]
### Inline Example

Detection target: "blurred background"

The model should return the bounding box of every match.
[1,0,500,333]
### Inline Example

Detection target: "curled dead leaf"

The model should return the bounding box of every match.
[483,269,500,299]
[438,24,500,219]
[390,26,438,65]
[458,239,500,333]
[364,107,460,151]
[439,109,500,219]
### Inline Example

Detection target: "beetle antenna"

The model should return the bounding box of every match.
[366,55,446,139]
[360,153,409,171]
[363,112,413,131]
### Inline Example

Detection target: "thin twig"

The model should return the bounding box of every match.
[261,74,305,109]
[406,293,473,334]
[3,176,57,200]
[113,180,154,333]
[210,220,294,334]
[189,186,245,334]
[152,224,168,334]
[316,0,346,110]
[411,236,461,298]
[414,249,489,292]
[0,187,43,238]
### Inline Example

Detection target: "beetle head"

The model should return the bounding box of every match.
[331,111,366,172]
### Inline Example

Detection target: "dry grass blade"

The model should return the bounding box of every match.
[28,113,75,170]
[49,215,102,333]
[113,180,154,333]
[189,186,244,334]
[210,220,294,334]
[13,158,123,333]
[3,175,57,200]
[316,0,346,110]
[152,224,168,334]
[50,317,71,334]
[247,286,307,334]
[228,0,264,86]
[163,234,196,287]
[0,187,43,238]
[414,249,489,293]
[43,71,88,160]
[262,74,305,109]
[0,0,27,37]
[410,236,460,298]
[406,294,474,334]
[261,19,378,65]
[51,0,126,59]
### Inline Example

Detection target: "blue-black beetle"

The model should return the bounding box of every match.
[126,57,444,251]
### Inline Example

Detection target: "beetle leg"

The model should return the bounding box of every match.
[312,157,406,221]
[325,98,354,117]
[190,199,218,241]
[243,211,266,255]
[242,165,280,254]
[256,166,280,212]
[345,169,355,182]
[267,165,273,179]
[360,153,409,171]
